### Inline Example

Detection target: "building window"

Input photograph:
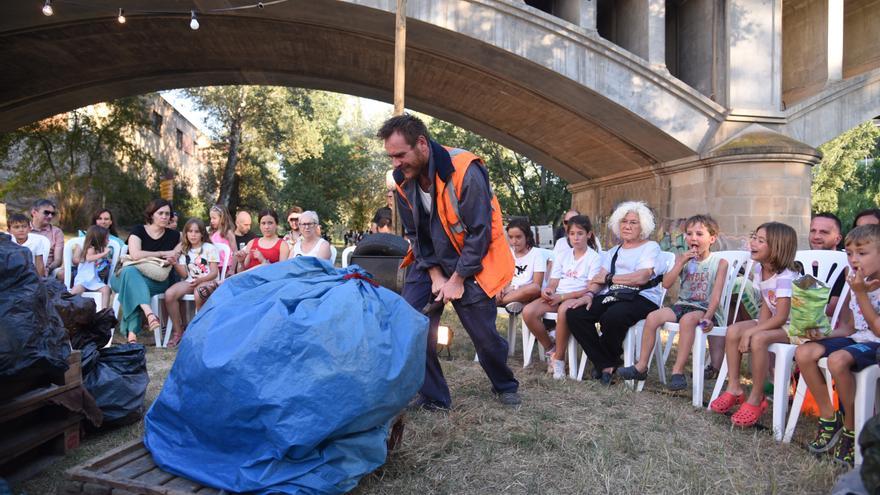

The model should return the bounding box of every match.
[151,111,163,135]
[176,129,183,150]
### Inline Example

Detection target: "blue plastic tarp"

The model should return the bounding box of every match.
[144,257,428,494]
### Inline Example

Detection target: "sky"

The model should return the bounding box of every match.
[161,89,393,137]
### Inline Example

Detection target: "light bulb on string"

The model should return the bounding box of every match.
[189,10,199,30]
[117,8,126,24]
[42,0,54,16]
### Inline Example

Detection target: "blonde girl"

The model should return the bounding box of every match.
[209,204,237,276]
[164,218,219,347]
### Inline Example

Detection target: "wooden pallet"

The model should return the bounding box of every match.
[62,440,226,495]
[0,350,84,482]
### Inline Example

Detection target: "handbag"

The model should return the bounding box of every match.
[601,245,662,305]
[118,255,172,282]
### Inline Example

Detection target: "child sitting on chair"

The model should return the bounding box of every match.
[617,214,728,391]
[70,225,113,309]
[496,218,545,315]
[7,213,46,277]
[793,224,880,466]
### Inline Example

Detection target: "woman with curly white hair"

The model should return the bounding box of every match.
[291,211,332,261]
[564,201,664,385]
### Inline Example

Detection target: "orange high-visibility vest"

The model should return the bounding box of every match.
[396,147,514,298]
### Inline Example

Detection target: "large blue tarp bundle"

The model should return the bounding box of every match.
[144,257,428,494]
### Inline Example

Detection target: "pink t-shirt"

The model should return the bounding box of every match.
[210,231,233,270]
[753,263,797,317]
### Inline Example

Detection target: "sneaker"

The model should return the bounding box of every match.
[832,428,855,467]
[600,371,613,386]
[497,391,522,406]
[551,359,566,380]
[616,365,648,381]
[808,411,843,454]
[667,373,688,391]
[505,301,524,314]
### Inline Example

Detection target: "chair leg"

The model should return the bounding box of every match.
[623,326,639,390]
[708,357,728,409]
[691,332,706,407]
[662,328,677,368]
[854,366,880,465]
[151,296,162,348]
[577,351,588,381]
[784,375,809,443]
[521,317,533,368]
[567,338,578,379]
[770,346,796,441]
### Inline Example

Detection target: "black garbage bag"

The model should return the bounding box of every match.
[69,308,117,350]
[45,278,97,335]
[860,414,880,494]
[0,234,70,398]
[82,343,149,424]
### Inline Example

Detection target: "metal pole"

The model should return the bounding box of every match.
[393,0,406,115]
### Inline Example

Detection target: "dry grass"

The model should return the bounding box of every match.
[16,316,844,495]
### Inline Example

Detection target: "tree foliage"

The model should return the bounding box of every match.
[0,96,158,229]
[427,119,570,225]
[812,121,880,219]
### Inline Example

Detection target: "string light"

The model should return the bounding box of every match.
[38,1,290,27]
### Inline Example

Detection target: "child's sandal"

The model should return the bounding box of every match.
[709,391,745,414]
[731,398,768,427]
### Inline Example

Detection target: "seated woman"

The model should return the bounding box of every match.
[164,218,219,348]
[291,211,332,261]
[241,209,290,271]
[282,206,303,250]
[565,201,664,385]
[111,199,180,344]
[496,218,545,314]
[522,215,601,379]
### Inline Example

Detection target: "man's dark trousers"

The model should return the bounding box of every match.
[403,267,519,408]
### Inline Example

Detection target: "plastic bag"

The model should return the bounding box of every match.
[82,343,149,424]
[45,278,97,335]
[860,414,880,494]
[788,274,831,340]
[0,234,70,394]
[144,257,428,495]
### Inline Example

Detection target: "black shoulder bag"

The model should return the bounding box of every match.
[601,246,663,305]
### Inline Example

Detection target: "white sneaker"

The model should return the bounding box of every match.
[551,359,566,380]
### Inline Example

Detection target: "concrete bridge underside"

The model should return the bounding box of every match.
[2,0,879,241]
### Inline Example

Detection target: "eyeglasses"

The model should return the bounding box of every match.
[42,210,56,217]
[300,222,317,229]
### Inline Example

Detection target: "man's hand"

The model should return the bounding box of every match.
[435,274,465,303]
[428,268,448,296]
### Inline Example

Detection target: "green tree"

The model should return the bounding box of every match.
[185,86,329,212]
[427,119,570,225]
[0,96,158,228]
[812,121,880,214]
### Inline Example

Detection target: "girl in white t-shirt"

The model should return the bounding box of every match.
[496,219,545,313]
[164,218,219,348]
[523,215,601,378]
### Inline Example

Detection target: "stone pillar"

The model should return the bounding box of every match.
[827,0,843,82]
[569,127,820,248]
[556,0,596,30]
[613,0,665,67]
[727,0,782,110]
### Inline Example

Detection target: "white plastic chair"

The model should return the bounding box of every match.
[709,249,849,440]
[155,243,231,348]
[341,246,356,267]
[329,245,338,266]
[571,251,676,382]
[63,237,122,310]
